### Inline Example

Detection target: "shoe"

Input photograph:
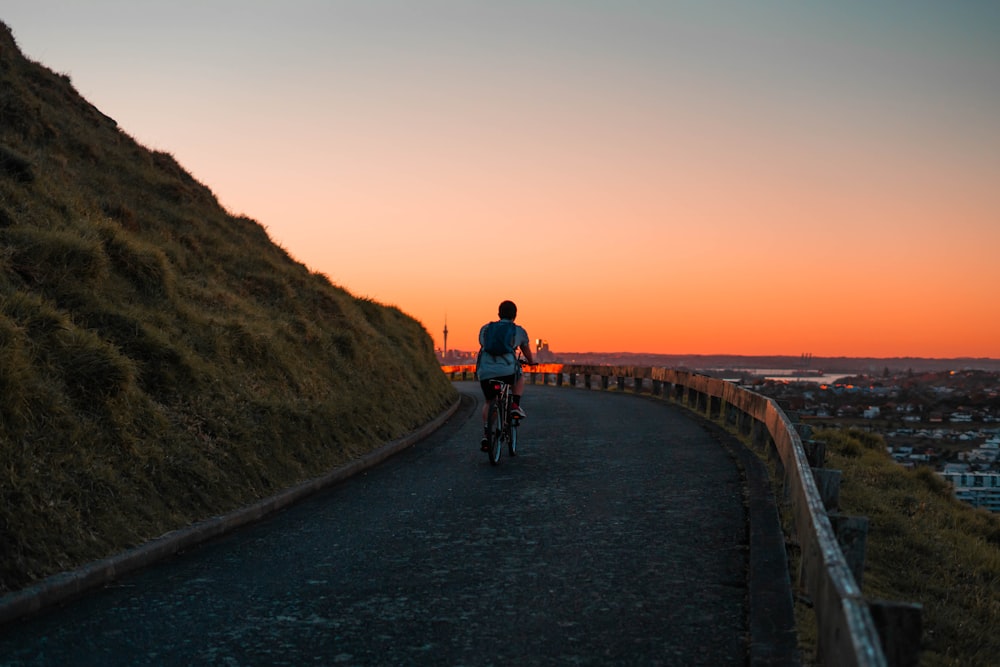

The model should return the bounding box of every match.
[511,404,526,419]
[480,436,489,452]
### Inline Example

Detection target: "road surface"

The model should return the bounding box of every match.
[0,382,796,666]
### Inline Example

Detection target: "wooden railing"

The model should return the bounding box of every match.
[443,363,921,667]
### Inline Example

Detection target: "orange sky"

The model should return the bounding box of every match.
[5,2,1000,357]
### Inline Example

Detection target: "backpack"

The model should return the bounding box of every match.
[482,320,516,357]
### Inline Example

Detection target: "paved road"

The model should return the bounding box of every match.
[0,383,794,666]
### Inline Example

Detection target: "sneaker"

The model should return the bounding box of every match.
[511,404,526,419]
[480,435,489,452]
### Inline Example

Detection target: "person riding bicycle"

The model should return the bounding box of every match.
[476,300,535,451]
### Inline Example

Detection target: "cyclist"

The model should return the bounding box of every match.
[476,300,535,451]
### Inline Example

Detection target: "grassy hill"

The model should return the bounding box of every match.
[0,21,456,594]
[795,429,1000,666]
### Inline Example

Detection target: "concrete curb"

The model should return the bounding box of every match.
[0,394,462,627]
[693,416,800,666]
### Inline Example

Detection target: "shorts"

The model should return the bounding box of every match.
[480,375,516,400]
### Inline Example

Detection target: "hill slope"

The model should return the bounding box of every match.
[0,22,456,593]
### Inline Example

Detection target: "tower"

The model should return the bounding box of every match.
[443,318,448,359]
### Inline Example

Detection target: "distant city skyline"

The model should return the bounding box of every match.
[440,347,1000,374]
[4,2,999,357]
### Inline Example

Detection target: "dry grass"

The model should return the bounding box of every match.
[815,428,1000,667]
[0,22,455,593]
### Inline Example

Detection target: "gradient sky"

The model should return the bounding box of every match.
[5,1,999,358]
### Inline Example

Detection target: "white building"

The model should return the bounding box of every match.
[939,471,1000,513]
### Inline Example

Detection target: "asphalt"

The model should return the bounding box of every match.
[0,382,798,666]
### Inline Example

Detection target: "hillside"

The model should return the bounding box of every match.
[0,22,456,593]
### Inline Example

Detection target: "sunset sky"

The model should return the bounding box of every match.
[5,2,999,358]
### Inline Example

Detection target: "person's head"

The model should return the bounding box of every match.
[498,300,517,320]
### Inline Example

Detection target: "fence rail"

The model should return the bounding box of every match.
[443,363,921,667]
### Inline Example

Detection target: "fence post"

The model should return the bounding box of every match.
[869,600,923,667]
[725,402,738,427]
[829,513,869,586]
[811,468,842,511]
[709,395,722,419]
[804,439,827,468]
[751,419,769,451]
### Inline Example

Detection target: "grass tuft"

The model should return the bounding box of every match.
[0,143,34,183]
[3,226,108,288]
[96,221,174,298]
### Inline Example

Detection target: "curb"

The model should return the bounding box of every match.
[0,394,462,627]
[696,416,801,666]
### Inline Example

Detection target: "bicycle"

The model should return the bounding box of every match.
[484,356,527,466]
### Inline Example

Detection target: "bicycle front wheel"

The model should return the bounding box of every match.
[486,400,502,466]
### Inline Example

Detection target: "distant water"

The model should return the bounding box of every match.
[712,368,852,385]
[763,372,853,385]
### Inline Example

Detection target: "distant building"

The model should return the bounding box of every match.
[939,471,1000,513]
[534,339,558,363]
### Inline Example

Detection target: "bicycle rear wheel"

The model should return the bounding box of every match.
[486,399,502,465]
[507,416,518,456]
